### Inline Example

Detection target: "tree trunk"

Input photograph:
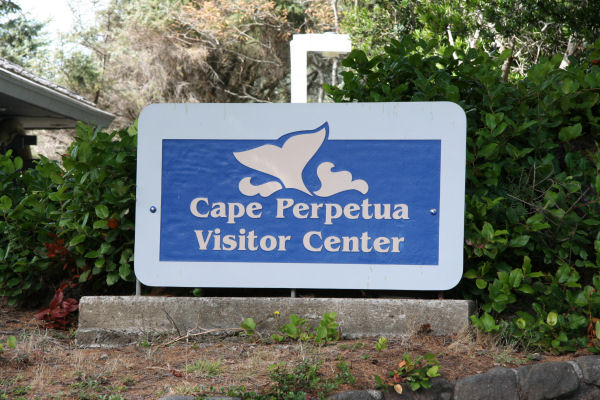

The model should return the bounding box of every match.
[559,35,577,69]
[501,42,515,82]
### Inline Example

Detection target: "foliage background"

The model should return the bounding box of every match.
[0,124,137,305]
[326,35,600,352]
[2,0,600,353]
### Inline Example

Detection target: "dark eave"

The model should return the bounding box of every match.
[0,58,114,130]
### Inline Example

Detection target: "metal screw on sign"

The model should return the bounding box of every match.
[430,209,437,215]
[150,206,157,213]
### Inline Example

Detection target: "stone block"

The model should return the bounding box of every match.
[453,367,518,400]
[576,356,600,386]
[76,296,473,347]
[517,361,579,400]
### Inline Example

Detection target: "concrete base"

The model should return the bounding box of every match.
[76,296,474,347]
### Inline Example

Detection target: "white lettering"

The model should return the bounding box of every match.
[324,235,341,252]
[194,230,212,250]
[247,202,263,218]
[392,204,409,219]
[293,202,310,218]
[303,231,322,252]
[190,197,209,217]
[344,203,360,219]
[324,203,342,225]
[276,198,294,218]
[302,231,404,253]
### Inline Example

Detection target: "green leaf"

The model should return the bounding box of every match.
[479,143,498,159]
[561,78,579,94]
[482,222,494,240]
[481,312,499,332]
[476,279,488,289]
[516,318,527,329]
[95,205,110,219]
[485,113,497,130]
[79,270,91,283]
[426,365,440,377]
[463,269,478,279]
[445,85,459,102]
[13,157,23,170]
[77,142,93,162]
[518,284,535,294]
[510,235,530,247]
[93,220,108,229]
[7,336,16,349]
[315,326,328,342]
[547,311,558,327]
[84,250,99,258]
[0,195,12,212]
[106,272,120,286]
[69,234,86,247]
[558,123,582,142]
[119,264,131,280]
[241,317,256,334]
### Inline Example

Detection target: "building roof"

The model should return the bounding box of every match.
[0,58,114,130]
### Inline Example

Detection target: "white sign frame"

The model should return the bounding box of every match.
[135,102,466,290]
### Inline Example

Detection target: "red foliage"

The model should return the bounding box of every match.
[35,283,79,329]
[107,218,119,229]
[45,237,68,258]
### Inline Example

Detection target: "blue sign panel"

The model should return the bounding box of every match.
[159,123,440,265]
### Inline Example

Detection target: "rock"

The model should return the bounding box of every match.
[530,353,544,361]
[576,356,600,386]
[570,383,600,400]
[453,367,518,400]
[156,396,196,400]
[99,353,109,361]
[157,397,240,400]
[329,390,383,400]
[517,361,579,400]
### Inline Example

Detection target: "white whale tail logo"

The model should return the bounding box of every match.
[233,123,368,198]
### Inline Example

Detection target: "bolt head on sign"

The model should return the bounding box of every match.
[135,103,466,290]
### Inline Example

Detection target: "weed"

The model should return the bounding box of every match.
[375,336,388,351]
[375,353,441,393]
[241,318,257,336]
[271,312,340,344]
[340,341,365,351]
[185,359,223,376]
[0,335,16,356]
[336,360,356,385]
[315,311,340,344]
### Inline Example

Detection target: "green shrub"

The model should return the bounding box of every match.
[0,123,137,305]
[327,36,600,353]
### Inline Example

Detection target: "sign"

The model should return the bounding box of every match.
[135,103,466,290]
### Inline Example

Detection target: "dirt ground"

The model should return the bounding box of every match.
[0,299,586,400]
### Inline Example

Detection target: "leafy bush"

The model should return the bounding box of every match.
[0,123,137,305]
[327,36,600,353]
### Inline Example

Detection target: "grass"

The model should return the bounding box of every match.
[185,359,224,376]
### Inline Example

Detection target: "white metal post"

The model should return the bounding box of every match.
[289,33,351,296]
[290,33,351,103]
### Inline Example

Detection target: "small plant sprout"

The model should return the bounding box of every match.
[0,335,17,354]
[241,317,256,336]
[375,336,388,351]
[375,352,441,392]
